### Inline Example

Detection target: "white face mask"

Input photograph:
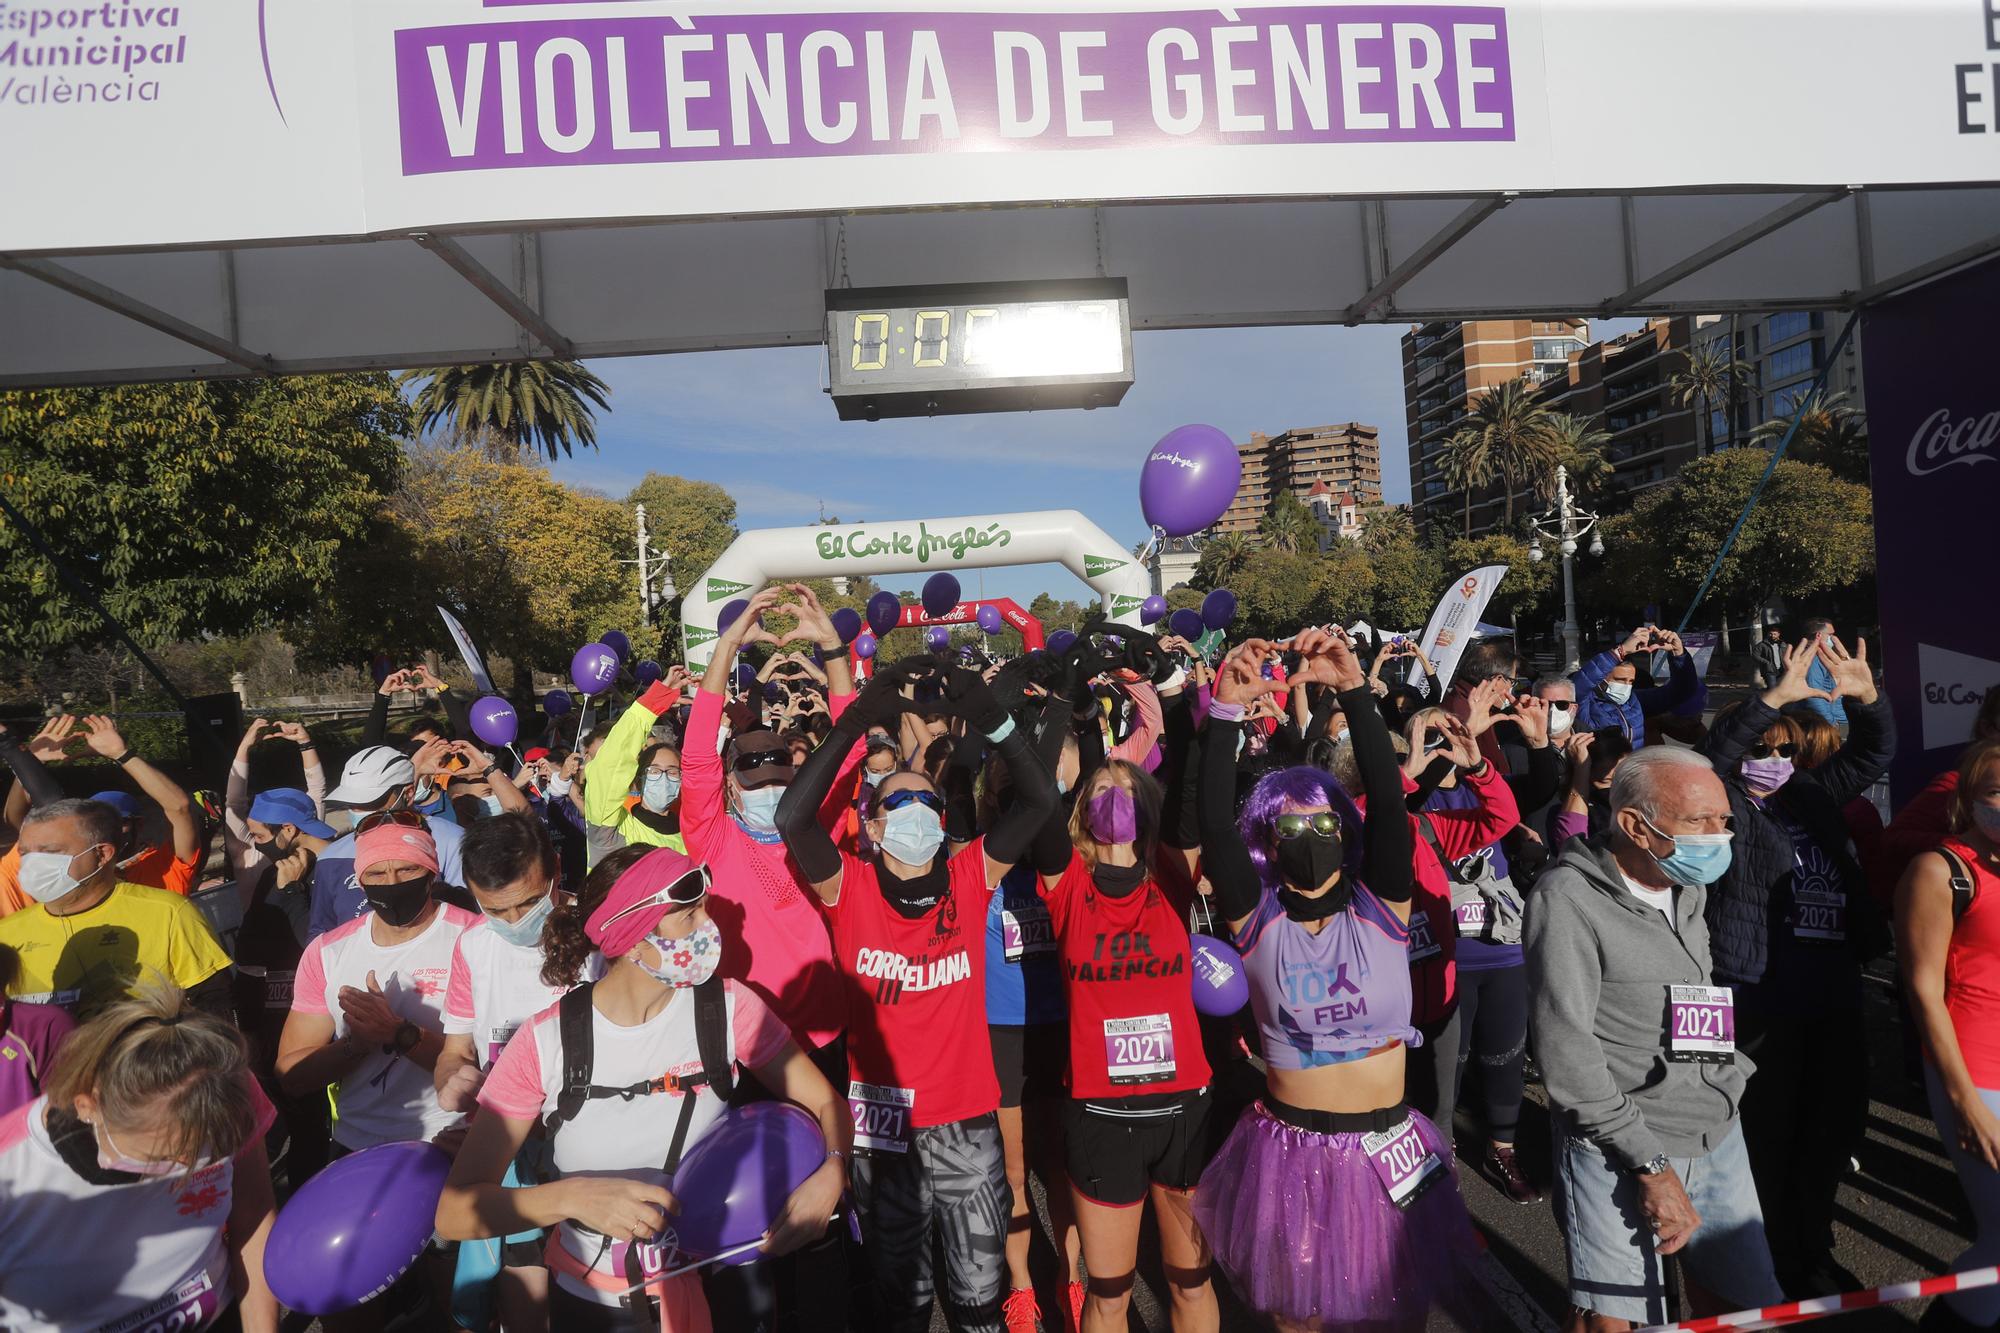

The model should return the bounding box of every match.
[19,847,100,904]
[1601,681,1634,706]
[1547,704,1575,737]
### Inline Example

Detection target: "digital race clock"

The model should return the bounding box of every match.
[824,279,1134,421]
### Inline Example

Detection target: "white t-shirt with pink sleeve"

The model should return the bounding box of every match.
[0,1082,275,1333]
[478,980,792,1304]
[292,902,478,1149]
[442,916,601,1070]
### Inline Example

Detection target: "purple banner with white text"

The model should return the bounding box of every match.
[393,5,1514,175]
[1862,255,2000,806]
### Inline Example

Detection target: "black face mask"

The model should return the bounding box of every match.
[364,875,433,927]
[1092,861,1148,899]
[876,853,947,916]
[1274,834,1352,921]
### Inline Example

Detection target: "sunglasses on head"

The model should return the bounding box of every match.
[1746,742,1797,760]
[876,788,945,816]
[1274,811,1341,841]
[357,809,426,833]
[604,864,712,928]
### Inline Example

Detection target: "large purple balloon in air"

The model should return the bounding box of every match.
[1201,588,1238,631]
[1139,424,1242,538]
[866,592,900,638]
[469,696,518,747]
[1168,609,1206,641]
[1139,595,1168,626]
[831,608,863,645]
[598,629,632,663]
[570,643,621,696]
[976,604,1004,634]
[264,1141,451,1315]
[668,1103,828,1263]
[1189,934,1250,1016]
[922,573,961,618]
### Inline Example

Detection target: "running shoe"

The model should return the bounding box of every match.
[1482,1141,1542,1204]
[1002,1286,1043,1333]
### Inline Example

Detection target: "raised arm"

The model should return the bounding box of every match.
[1806,637,1895,805]
[777,666,905,903]
[1197,640,1291,932]
[81,715,200,864]
[945,667,1057,884]
[1108,678,1163,764]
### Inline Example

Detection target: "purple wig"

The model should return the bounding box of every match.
[1238,764,1367,897]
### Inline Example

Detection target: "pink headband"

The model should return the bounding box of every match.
[355,823,440,875]
[586,845,708,960]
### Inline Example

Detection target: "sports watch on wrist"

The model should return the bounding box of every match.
[1631,1153,1671,1177]
[390,1021,422,1056]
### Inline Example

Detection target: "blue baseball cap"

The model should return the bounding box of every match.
[248,788,337,840]
[88,791,141,819]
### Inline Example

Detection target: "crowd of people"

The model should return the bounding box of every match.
[0,584,1996,1333]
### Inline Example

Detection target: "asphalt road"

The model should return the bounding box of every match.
[954,953,1977,1333]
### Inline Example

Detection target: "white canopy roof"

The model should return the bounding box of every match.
[4,0,1995,386]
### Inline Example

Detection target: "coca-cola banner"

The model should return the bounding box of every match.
[1862,255,2000,805]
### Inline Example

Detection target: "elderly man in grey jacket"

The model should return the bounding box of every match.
[1525,746,1784,1331]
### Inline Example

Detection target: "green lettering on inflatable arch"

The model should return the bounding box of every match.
[1085,555,1128,578]
[706,577,752,602]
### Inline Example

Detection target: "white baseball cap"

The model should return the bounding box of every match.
[325,745,418,808]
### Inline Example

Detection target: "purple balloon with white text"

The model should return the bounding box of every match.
[1139,424,1242,538]
[570,643,621,696]
[469,696,518,748]
[925,626,950,651]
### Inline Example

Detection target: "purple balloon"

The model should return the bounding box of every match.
[1168,609,1206,641]
[542,688,573,718]
[1047,629,1078,655]
[718,599,750,634]
[570,643,621,696]
[924,626,950,651]
[866,591,900,638]
[734,663,757,690]
[763,681,786,702]
[831,607,863,644]
[1140,424,1243,538]
[976,604,1004,634]
[599,629,632,662]
[852,632,878,660]
[634,659,663,687]
[922,572,961,618]
[1139,595,1169,625]
[1189,933,1250,1016]
[669,1102,827,1261]
[469,695,518,748]
[264,1141,451,1315]
[1201,588,1238,631]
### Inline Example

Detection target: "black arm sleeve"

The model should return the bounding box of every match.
[0,733,65,808]
[1406,756,1453,813]
[1304,687,1342,744]
[775,716,862,886]
[1071,702,1105,788]
[1154,689,1201,851]
[941,728,987,844]
[1029,699,1077,878]
[982,729,1057,868]
[361,692,391,749]
[1197,713,1263,924]
[1505,742,1562,815]
[1342,683,1413,903]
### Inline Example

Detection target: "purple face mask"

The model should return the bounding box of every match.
[1740,756,1794,792]
[1086,786,1138,845]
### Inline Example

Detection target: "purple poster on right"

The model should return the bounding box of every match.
[1862,255,2000,808]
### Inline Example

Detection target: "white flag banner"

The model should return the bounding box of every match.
[1417,566,1511,689]
[436,604,497,696]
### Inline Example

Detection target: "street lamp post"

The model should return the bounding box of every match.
[1527,465,1604,674]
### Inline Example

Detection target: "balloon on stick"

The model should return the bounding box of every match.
[1139,424,1242,538]
[1201,588,1238,631]
[1139,595,1168,626]
[1189,934,1250,1015]
[469,696,518,748]
[263,1142,451,1315]
[830,608,863,645]
[570,643,621,696]
[976,604,1004,634]
[599,629,632,663]
[866,591,900,638]
[852,632,878,660]
[921,573,961,618]
[542,689,573,718]
[1168,609,1206,642]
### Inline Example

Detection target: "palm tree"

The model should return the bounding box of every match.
[1749,389,1869,481]
[1441,428,1497,539]
[1536,412,1614,503]
[1668,340,1754,456]
[399,360,612,461]
[1258,491,1318,554]
[1448,379,1555,532]
[1360,503,1418,555]
[1195,532,1254,586]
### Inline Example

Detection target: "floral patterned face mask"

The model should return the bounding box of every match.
[634,919,722,989]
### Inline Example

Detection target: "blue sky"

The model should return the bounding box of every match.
[562,319,1644,605]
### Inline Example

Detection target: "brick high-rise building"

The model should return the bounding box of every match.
[1213,423,1381,536]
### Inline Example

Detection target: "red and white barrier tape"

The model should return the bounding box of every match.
[1635,1265,2000,1333]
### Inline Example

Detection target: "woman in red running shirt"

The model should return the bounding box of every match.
[1028,757,1216,1333]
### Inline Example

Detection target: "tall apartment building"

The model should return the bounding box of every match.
[1691,311,1865,448]
[1403,319,1590,535]
[1213,423,1382,536]
[1537,316,1703,501]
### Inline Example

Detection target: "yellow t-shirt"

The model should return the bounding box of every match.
[0,881,231,1018]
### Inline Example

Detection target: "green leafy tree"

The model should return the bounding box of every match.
[625,473,740,648]
[1364,530,1445,632]
[0,376,408,659]
[1669,341,1753,456]
[1027,593,1090,633]
[1257,491,1318,555]
[1441,427,1497,539]
[1359,505,1419,556]
[1450,379,1558,532]
[399,360,611,461]
[1591,449,1873,629]
[1749,390,1870,484]
[1192,532,1254,588]
[1536,413,1615,505]
[1163,585,1206,616]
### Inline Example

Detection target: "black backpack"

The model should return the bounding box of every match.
[542,975,736,1311]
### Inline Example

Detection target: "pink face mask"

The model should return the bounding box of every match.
[1086,786,1138,845]
[95,1121,211,1178]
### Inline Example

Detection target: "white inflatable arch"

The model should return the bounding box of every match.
[681,509,1153,669]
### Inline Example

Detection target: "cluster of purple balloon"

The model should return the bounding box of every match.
[262,1106,829,1315]
[1132,586,1236,644]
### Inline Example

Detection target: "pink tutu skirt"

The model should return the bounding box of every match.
[1194,1102,1481,1329]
